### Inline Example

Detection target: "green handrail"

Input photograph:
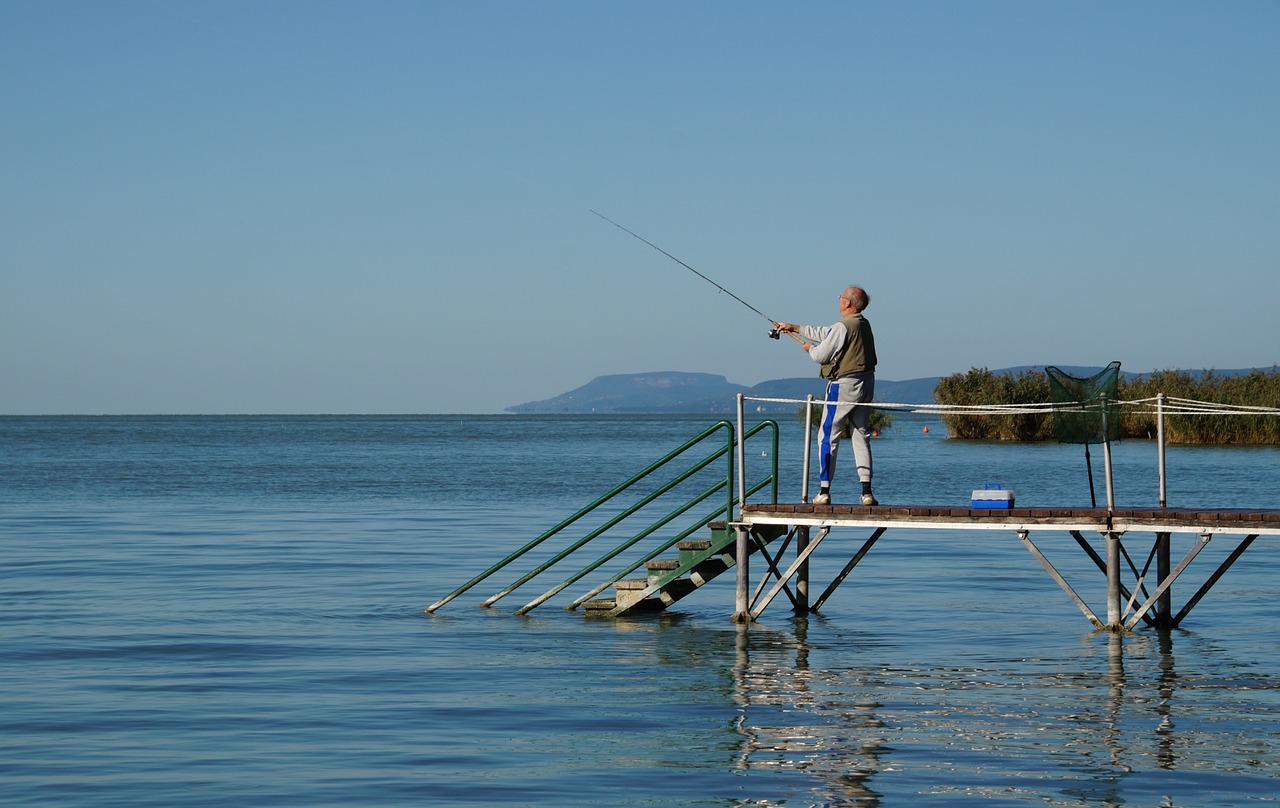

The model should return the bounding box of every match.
[485,441,731,608]
[563,472,777,613]
[424,418,778,614]
[544,420,776,613]
[514,419,778,613]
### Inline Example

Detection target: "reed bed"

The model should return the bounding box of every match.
[933,367,1280,444]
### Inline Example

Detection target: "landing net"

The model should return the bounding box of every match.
[1046,362,1121,444]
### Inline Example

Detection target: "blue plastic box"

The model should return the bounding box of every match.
[971,483,1015,509]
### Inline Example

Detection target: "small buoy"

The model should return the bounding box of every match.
[922,426,929,433]
[871,431,878,437]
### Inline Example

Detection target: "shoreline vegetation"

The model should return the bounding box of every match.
[933,367,1280,445]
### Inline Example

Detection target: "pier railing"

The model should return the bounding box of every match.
[731,391,1280,629]
[736,392,1280,511]
[424,418,779,614]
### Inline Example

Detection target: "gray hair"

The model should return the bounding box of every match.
[843,286,869,312]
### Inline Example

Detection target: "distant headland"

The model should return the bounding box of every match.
[504,367,1092,414]
[506,367,1274,415]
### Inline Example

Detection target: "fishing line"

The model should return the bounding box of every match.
[591,210,789,341]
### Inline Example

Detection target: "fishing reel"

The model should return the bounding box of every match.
[768,328,780,340]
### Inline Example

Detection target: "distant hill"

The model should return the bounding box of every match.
[505,366,1272,414]
[505,372,748,414]
[506,371,941,414]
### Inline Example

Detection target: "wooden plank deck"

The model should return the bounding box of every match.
[740,503,1280,535]
[733,502,1280,629]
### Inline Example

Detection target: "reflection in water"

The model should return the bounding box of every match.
[724,618,1280,806]
[1155,630,1177,771]
[732,617,889,806]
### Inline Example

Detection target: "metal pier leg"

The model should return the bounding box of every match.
[749,530,797,610]
[796,526,811,613]
[1106,531,1123,630]
[1124,532,1215,630]
[751,527,832,620]
[1155,532,1172,628]
[733,524,751,623]
[1069,531,1153,627]
[812,527,887,612]
[1018,531,1103,629]
[1171,534,1255,628]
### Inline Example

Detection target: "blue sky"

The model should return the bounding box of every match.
[3,1,1277,414]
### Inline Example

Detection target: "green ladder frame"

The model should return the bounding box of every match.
[424,419,779,616]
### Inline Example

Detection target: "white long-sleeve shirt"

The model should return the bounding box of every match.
[797,322,849,366]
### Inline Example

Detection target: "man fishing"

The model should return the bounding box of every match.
[590,213,879,506]
[774,286,878,507]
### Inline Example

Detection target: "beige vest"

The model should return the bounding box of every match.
[820,313,877,380]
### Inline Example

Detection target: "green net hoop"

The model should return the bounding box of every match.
[1046,362,1121,444]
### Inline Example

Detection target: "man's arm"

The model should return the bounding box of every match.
[807,322,848,364]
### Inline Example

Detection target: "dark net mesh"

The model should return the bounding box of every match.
[1046,362,1121,444]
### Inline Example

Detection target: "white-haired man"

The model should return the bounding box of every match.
[774,285,878,506]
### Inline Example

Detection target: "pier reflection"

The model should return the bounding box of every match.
[724,617,1224,807]
[731,617,889,806]
[1056,629,1183,806]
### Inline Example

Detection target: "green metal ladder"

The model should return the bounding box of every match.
[584,519,787,617]
[424,419,785,617]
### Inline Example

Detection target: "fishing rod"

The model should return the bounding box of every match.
[591,210,802,343]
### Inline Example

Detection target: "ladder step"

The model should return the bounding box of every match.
[598,521,790,617]
[612,578,660,611]
[611,584,667,611]
[614,578,651,590]
[678,539,713,565]
[645,559,681,571]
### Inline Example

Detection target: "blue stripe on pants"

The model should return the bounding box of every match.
[817,374,875,487]
[818,382,840,484]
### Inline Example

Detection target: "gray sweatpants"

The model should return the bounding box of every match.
[818,373,874,487]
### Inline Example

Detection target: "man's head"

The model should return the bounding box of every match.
[840,286,869,314]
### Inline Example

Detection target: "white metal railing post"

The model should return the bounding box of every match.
[1155,392,1172,623]
[735,394,746,512]
[1157,393,1167,508]
[733,394,750,621]
[1101,396,1115,510]
[802,394,814,502]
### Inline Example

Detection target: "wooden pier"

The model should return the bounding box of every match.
[426,397,1279,625]
[732,503,1280,630]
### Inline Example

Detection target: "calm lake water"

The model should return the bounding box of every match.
[2,414,1278,806]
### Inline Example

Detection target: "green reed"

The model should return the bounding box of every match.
[934,367,1280,444]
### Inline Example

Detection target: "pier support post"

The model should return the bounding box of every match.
[795,526,810,613]
[733,525,751,623]
[1155,532,1172,628]
[1106,531,1124,631]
